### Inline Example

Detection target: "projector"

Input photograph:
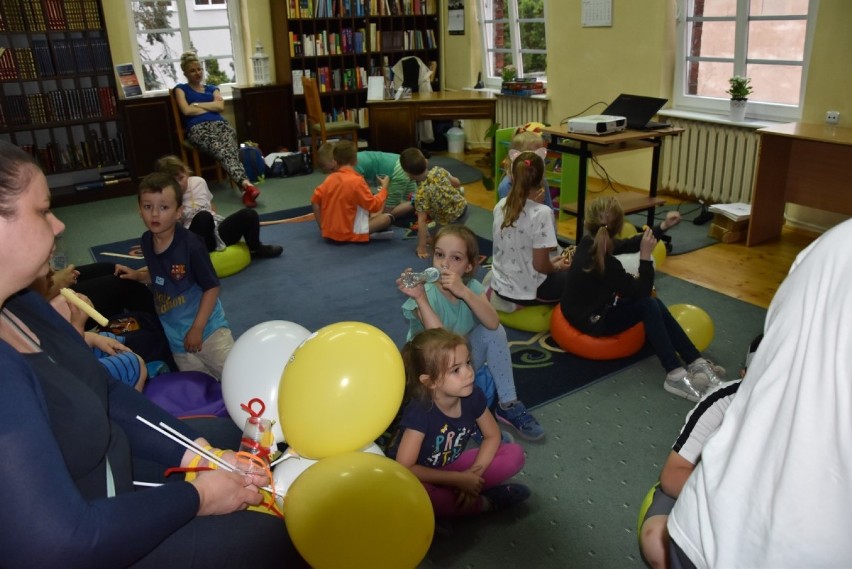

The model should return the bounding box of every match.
[568,115,627,135]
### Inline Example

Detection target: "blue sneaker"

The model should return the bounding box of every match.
[495,400,545,441]
[481,483,531,511]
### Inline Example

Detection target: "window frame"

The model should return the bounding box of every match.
[125,0,245,97]
[673,0,818,122]
[477,0,548,90]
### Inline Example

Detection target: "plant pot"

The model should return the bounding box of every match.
[729,99,748,122]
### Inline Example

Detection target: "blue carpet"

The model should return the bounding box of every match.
[90,207,762,410]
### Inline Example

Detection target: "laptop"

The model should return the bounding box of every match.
[602,94,670,130]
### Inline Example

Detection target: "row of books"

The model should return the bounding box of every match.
[0,87,117,127]
[294,107,369,135]
[17,133,125,174]
[0,0,102,32]
[288,26,435,57]
[75,170,132,192]
[287,0,436,19]
[23,37,111,77]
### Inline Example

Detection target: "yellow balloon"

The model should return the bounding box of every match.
[669,303,714,351]
[617,222,639,239]
[651,240,667,268]
[278,322,405,459]
[285,452,434,569]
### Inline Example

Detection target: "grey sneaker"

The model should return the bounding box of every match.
[664,370,704,402]
[688,358,727,390]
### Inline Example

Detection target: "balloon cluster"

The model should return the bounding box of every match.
[223,321,434,568]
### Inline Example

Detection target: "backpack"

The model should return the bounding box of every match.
[266,151,313,178]
[239,144,266,182]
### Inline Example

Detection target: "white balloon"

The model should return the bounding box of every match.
[222,320,311,442]
[272,444,386,508]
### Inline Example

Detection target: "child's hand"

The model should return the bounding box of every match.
[454,470,484,496]
[65,291,94,331]
[662,211,682,231]
[439,269,466,298]
[87,332,130,355]
[115,264,137,281]
[639,227,658,261]
[396,269,425,299]
[52,265,80,289]
[376,175,389,189]
[184,327,203,354]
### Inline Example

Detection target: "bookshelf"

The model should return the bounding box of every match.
[0,0,131,205]
[269,0,440,148]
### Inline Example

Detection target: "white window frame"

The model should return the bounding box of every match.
[673,0,818,122]
[477,0,548,90]
[126,0,245,97]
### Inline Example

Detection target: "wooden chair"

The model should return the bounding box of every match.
[301,76,359,164]
[168,88,227,183]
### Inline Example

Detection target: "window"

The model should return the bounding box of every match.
[477,0,547,89]
[127,0,245,95]
[674,0,817,121]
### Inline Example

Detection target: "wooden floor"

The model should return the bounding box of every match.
[454,149,819,309]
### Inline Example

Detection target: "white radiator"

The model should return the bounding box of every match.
[495,95,549,128]
[660,117,760,203]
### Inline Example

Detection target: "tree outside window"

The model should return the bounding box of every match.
[128,0,243,94]
[478,0,547,88]
[675,0,816,121]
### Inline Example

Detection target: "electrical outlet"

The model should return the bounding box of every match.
[826,111,840,125]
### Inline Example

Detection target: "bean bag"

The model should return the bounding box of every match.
[550,304,645,360]
[210,242,251,278]
[497,303,554,333]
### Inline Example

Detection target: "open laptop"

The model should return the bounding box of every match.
[602,94,670,130]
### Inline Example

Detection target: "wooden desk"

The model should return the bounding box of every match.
[368,91,497,153]
[747,122,852,246]
[540,126,684,241]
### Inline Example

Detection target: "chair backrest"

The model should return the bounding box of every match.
[168,88,188,145]
[301,76,326,138]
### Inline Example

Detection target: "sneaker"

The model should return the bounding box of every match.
[688,358,727,390]
[251,244,283,259]
[481,483,531,512]
[242,184,260,208]
[495,400,545,441]
[664,369,704,402]
[469,428,515,446]
[488,290,518,313]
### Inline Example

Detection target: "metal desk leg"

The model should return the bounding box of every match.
[646,140,662,227]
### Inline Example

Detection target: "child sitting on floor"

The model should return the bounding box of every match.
[155,155,282,259]
[391,328,530,518]
[116,172,234,380]
[316,142,416,222]
[311,140,395,243]
[400,147,467,258]
[497,129,554,213]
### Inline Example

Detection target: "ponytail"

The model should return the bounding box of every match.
[501,151,544,229]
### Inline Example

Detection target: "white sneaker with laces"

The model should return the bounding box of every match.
[688,358,726,390]
[664,368,704,402]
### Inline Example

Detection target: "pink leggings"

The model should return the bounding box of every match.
[423,442,525,517]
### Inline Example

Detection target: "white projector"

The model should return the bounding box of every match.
[568,115,627,135]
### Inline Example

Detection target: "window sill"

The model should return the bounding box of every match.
[658,109,786,130]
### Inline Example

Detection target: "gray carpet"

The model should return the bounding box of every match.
[627,203,719,255]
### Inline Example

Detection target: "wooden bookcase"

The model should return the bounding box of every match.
[269,0,440,148]
[0,0,131,206]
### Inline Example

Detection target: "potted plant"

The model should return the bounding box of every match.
[726,76,753,122]
[501,65,517,83]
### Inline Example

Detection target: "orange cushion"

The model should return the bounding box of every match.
[550,305,645,360]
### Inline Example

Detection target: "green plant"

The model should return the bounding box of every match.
[501,65,516,83]
[726,76,753,100]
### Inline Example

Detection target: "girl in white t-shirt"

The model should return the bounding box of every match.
[490,152,569,313]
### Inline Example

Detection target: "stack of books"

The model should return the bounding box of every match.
[501,78,546,97]
[707,202,751,243]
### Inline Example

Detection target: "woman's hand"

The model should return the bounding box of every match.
[190,469,264,516]
[639,227,658,261]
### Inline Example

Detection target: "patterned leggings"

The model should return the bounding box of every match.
[186,120,248,186]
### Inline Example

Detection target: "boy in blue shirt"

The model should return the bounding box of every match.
[116,172,233,380]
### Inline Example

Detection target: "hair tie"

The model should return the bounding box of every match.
[523,159,531,167]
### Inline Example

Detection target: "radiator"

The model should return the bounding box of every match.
[660,117,760,203]
[495,95,549,128]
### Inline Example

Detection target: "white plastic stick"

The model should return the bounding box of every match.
[59,288,109,326]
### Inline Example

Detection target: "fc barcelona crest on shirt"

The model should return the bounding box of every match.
[170,264,187,281]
